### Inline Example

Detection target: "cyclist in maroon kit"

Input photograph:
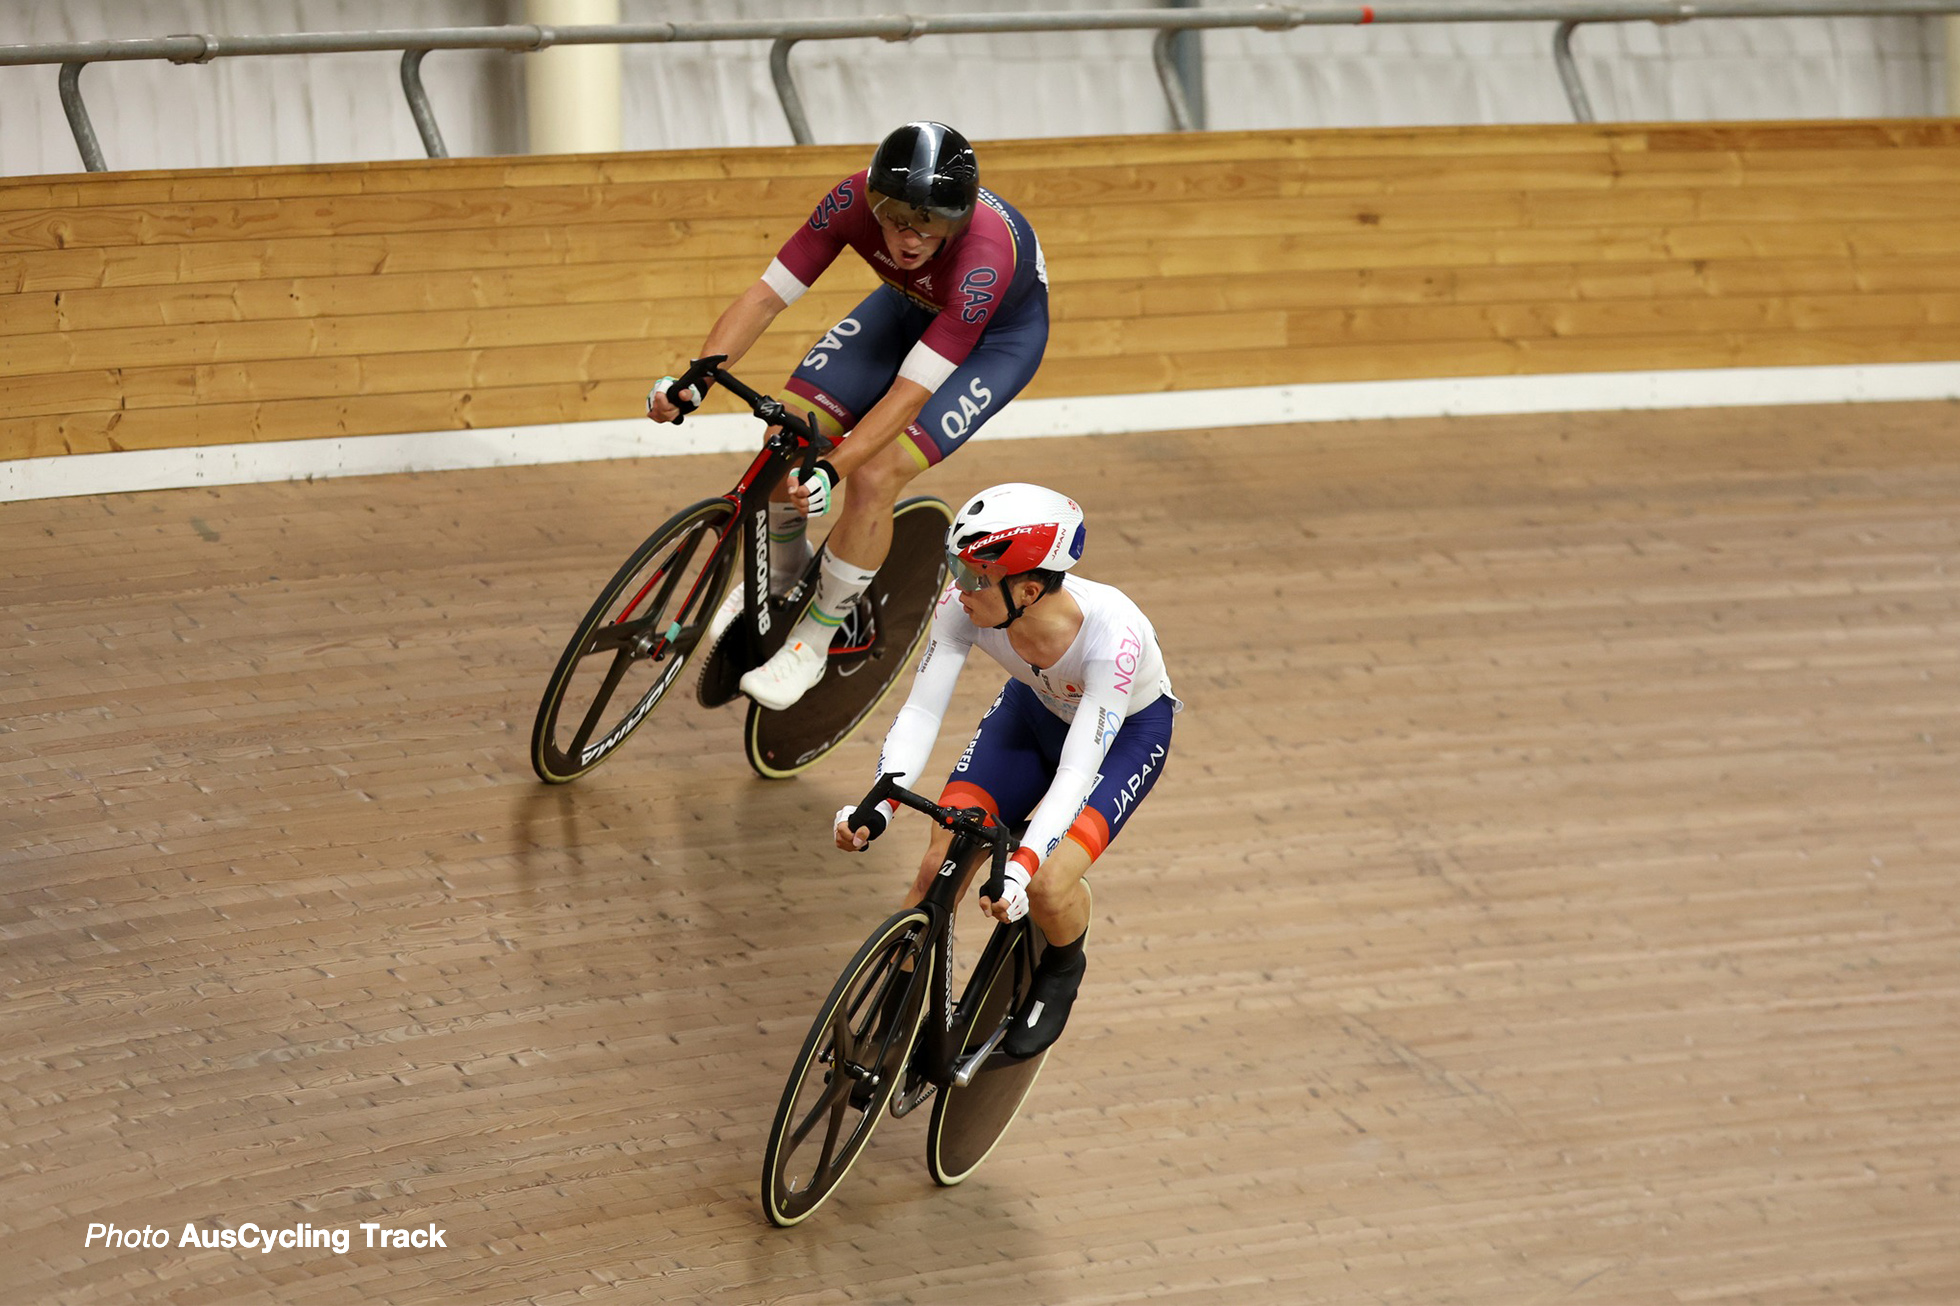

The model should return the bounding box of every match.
[647,121,1050,712]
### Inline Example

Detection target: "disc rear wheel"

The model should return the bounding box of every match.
[926,920,1051,1186]
[744,495,953,779]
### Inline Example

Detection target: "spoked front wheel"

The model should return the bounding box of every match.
[530,497,736,783]
[762,908,931,1227]
[926,919,1051,1186]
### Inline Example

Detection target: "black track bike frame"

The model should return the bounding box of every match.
[849,774,1033,1093]
[659,353,830,671]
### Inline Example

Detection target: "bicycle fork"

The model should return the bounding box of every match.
[835,923,930,1101]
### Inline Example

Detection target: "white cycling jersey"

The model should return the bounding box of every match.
[873,575,1179,869]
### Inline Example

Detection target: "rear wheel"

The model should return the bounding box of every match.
[744,495,953,779]
[926,920,1051,1186]
[530,498,736,784]
[762,908,932,1227]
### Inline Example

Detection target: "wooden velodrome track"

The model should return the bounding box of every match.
[6,400,1959,1304]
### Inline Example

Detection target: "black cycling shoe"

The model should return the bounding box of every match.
[1003,948,1086,1060]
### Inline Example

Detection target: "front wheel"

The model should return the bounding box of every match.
[530,497,736,783]
[762,908,932,1227]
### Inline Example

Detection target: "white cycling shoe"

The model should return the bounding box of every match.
[739,636,829,711]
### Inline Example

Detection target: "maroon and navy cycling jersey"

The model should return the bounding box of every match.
[763,170,1047,380]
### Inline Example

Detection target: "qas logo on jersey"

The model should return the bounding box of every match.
[958,267,997,324]
[808,177,856,230]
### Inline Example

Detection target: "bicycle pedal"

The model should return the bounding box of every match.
[697,594,799,708]
[827,593,879,660]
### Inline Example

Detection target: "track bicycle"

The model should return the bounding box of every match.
[530,355,952,784]
[762,773,1057,1227]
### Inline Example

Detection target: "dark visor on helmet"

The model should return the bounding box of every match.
[945,547,994,593]
[871,193,961,240]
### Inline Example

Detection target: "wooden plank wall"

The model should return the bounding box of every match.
[5,120,1960,462]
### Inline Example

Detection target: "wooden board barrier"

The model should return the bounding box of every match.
[5,120,1960,460]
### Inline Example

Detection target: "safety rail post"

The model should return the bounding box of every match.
[1552,20,1596,122]
[1151,30,1199,131]
[767,38,813,145]
[57,61,107,172]
[1165,0,1208,130]
[399,48,449,157]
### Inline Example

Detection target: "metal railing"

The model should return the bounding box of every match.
[3,2,1956,173]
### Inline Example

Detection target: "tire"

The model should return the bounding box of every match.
[762,908,932,1227]
[744,495,953,780]
[530,498,736,784]
[925,920,1051,1186]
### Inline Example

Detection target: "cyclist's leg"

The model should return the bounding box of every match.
[1005,693,1176,1056]
[765,287,917,597]
[780,302,1050,658]
[1035,692,1176,932]
[738,293,931,707]
[903,823,959,908]
[902,681,1055,908]
[885,683,1044,1060]
[894,302,1049,478]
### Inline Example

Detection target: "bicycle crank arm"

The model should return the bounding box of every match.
[952,1022,1013,1088]
[889,1075,936,1118]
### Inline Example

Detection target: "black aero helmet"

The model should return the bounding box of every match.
[867,121,979,235]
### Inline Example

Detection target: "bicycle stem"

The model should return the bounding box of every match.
[675,357,829,480]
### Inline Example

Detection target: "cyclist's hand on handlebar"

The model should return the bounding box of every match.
[790,460,840,518]
[833,801,890,852]
[979,849,1035,923]
[647,376,701,424]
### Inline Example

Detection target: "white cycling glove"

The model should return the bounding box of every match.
[647,376,702,420]
[833,800,893,851]
[990,851,1034,923]
[795,459,839,518]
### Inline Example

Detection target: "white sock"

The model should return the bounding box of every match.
[791,551,878,646]
[768,501,813,596]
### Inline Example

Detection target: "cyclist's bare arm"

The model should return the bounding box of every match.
[647,281,788,421]
[831,378,931,479]
[813,327,970,486]
[785,376,932,518]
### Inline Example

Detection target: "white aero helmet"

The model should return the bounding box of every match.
[945,483,1087,597]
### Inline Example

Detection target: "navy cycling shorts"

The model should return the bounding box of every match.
[783,283,1049,469]
[939,678,1174,864]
